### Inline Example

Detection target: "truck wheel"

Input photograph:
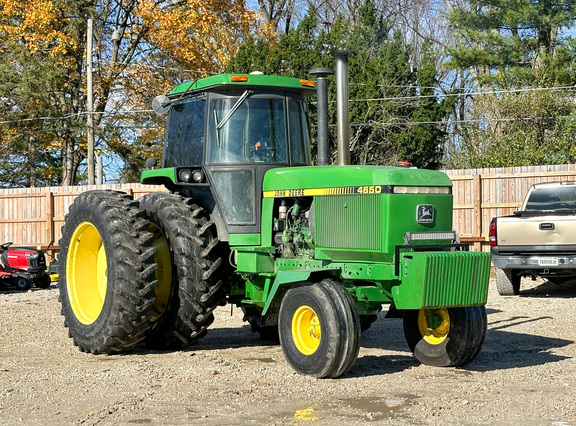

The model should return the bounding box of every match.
[495,268,521,296]
[278,279,361,378]
[15,277,32,291]
[58,190,158,354]
[403,306,487,367]
[139,193,224,349]
[242,306,279,342]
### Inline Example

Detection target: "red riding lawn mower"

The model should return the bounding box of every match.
[0,242,52,291]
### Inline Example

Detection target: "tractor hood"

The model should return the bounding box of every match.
[262,165,453,194]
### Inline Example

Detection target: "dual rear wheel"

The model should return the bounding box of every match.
[58,190,223,354]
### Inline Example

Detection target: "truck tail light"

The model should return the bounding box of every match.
[489,219,497,245]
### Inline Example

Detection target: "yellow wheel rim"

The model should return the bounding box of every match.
[418,308,450,345]
[292,305,321,355]
[66,222,107,325]
[150,223,172,322]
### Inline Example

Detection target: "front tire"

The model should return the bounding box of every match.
[58,190,158,354]
[403,306,487,367]
[139,193,224,349]
[278,279,360,378]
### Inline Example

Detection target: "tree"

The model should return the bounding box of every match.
[0,0,257,186]
[445,0,576,168]
[448,0,576,86]
[0,0,90,186]
[345,2,454,169]
[445,89,576,168]
[228,1,454,169]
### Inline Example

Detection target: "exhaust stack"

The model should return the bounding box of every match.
[309,68,334,166]
[335,51,351,165]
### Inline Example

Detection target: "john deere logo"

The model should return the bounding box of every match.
[417,205,434,224]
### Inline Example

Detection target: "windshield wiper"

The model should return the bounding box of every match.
[215,90,252,131]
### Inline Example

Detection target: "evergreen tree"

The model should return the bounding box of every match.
[445,0,576,168]
[448,0,576,87]
[228,0,454,169]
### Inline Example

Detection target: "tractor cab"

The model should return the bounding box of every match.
[144,74,317,238]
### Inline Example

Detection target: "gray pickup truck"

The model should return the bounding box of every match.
[490,181,576,295]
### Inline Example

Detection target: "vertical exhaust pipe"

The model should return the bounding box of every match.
[309,68,334,166]
[335,51,351,165]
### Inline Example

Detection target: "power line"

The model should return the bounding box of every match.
[3,112,576,140]
[347,85,576,102]
[1,85,576,126]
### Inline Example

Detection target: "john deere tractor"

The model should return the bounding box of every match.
[59,71,491,378]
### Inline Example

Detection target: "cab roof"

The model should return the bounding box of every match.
[168,73,317,97]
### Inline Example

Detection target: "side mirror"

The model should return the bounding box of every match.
[152,95,171,115]
[145,157,158,170]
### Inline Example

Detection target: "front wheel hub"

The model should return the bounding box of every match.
[418,308,450,345]
[292,305,321,355]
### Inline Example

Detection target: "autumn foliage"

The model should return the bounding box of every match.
[137,0,259,72]
[0,0,261,185]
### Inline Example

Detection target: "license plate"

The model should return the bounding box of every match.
[538,258,559,266]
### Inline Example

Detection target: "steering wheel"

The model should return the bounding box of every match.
[0,242,13,250]
[250,138,274,162]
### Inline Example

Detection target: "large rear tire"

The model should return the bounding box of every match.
[278,279,361,378]
[139,193,224,349]
[403,306,487,367]
[58,190,158,354]
[495,268,521,296]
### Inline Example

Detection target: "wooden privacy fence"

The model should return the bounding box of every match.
[2,164,576,253]
[0,184,165,252]
[445,164,576,251]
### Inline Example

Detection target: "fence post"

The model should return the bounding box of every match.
[473,174,483,250]
[46,192,54,245]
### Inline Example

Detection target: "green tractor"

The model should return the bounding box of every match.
[59,71,491,378]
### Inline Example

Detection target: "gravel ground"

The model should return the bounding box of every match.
[0,276,574,426]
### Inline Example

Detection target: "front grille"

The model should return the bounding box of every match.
[314,194,382,250]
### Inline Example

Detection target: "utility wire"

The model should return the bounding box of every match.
[3,113,576,139]
[1,85,575,126]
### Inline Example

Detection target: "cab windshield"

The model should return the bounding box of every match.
[207,93,310,165]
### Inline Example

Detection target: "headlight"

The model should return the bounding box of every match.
[192,170,204,183]
[393,186,450,194]
[178,169,192,182]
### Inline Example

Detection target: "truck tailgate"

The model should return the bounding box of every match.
[497,214,576,246]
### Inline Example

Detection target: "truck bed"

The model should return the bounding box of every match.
[495,211,576,248]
